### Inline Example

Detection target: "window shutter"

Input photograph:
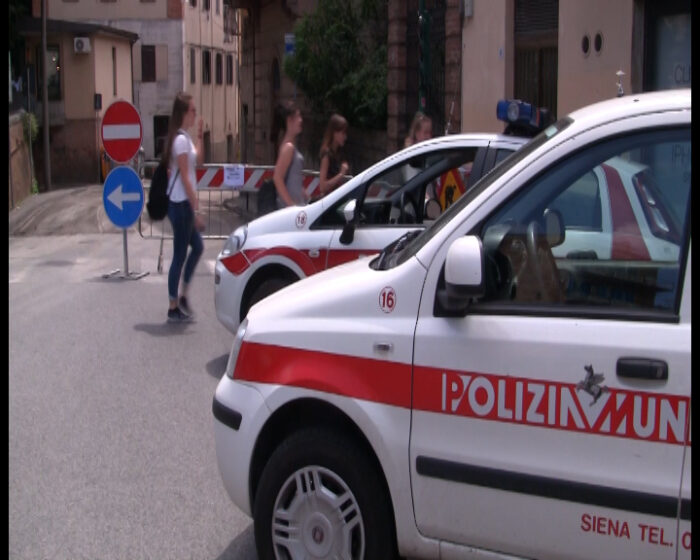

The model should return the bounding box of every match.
[132,43,142,82]
[156,45,168,81]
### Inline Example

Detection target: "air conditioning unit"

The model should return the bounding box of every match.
[74,37,91,54]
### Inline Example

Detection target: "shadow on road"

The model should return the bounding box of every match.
[133,321,197,337]
[214,524,258,560]
[207,353,229,379]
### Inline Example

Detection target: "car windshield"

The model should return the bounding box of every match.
[376,117,573,270]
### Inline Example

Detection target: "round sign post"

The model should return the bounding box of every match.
[100,100,148,280]
[101,100,143,164]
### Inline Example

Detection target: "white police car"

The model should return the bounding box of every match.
[213,89,690,560]
[214,118,536,334]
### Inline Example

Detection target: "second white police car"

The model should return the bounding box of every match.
[213,102,545,334]
[213,89,690,560]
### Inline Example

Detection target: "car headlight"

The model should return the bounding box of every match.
[226,318,248,379]
[221,225,248,256]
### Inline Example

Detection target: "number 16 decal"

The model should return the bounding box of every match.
[379,286,396,313]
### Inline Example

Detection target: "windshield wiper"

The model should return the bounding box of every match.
[374,230,422,270]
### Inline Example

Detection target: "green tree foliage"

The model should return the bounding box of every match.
[284,0,387,129]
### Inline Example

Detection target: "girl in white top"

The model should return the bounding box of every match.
[162,92,205,322]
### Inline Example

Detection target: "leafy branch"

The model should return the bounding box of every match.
[284,0,387,129]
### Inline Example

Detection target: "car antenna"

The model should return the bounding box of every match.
[616,70,625,97]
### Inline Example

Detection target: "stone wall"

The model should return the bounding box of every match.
[9,112,34,210]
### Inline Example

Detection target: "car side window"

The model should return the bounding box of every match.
[355,148,479,227]
[477,128,690,315]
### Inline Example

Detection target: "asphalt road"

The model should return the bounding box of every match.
[9,184,260,559]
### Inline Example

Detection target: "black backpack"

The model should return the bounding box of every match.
[146,163,179,221]
[257,178,279,217]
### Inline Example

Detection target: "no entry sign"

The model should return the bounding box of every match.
[101,100,143,164]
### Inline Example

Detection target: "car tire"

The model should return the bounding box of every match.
[253,427,398,560]
[243,277,294,319]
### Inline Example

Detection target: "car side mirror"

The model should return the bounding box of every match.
[436,236,485,315]
[339,199,357,245]
[343,199,356,223]
[543,208,564,247]
[424,198,441,220]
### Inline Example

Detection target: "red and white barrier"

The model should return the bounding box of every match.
[195,164,321,197]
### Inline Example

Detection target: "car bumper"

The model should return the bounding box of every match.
[212,375,270,516]
[214,259,245,334]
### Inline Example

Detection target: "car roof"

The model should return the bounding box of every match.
[564,89,691,134]
[369,132,529,170]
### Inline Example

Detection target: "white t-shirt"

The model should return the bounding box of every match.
[169,130,197,202]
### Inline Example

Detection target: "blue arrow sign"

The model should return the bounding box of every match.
[103,166,144,228]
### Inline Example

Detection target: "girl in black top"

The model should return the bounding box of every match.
[318,114,350,196]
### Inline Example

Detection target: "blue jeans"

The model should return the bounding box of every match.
[167,200,204,302]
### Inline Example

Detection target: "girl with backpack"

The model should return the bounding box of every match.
[163,92,205,322]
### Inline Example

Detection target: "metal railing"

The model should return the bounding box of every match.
[138,161,321,273]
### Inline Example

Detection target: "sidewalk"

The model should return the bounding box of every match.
[9,183,122,236]
[8,180,252,238]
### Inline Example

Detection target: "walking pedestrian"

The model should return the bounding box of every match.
[404,111,433,148]
[403,111,434,183]
[164,92,205,322]
[271,100,307,207]
[318,113,350,196]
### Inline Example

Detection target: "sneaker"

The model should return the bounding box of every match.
[167,306,192,323]
[179,296,193,316]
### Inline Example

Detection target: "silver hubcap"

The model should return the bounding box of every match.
[271,466,365,559]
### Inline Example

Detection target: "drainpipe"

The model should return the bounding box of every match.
[41,0,51,191]
[9,124,15,209]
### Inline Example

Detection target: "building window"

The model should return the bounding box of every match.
[37,45,61,101]
[112,47,117,95]
[190,0,197,6]
[190,47,196,84]
[153,115,169,159]
[142,45,156,82]
[216,0,220,15]
[643,0,691,90]
[202,50,211,84]
[203,0,210,10]
[226,54,233,84]
[215,53,222,84]
[203,131,211,162]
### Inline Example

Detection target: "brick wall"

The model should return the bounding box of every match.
[32,119,101,186]
[167,0,182,19]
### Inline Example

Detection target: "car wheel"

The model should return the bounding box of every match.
[242,277,294,319]
[253,428,397,560]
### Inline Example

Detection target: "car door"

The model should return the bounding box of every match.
[410,126,691,559]
[325,146,485,268]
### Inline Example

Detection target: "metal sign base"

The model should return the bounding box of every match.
[102,269,149,281]
[102,229,149,281]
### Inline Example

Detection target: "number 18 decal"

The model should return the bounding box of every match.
[379,286,396,313]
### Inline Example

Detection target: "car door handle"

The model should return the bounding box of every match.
[374,342,393,353]
[617,358,668,381]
